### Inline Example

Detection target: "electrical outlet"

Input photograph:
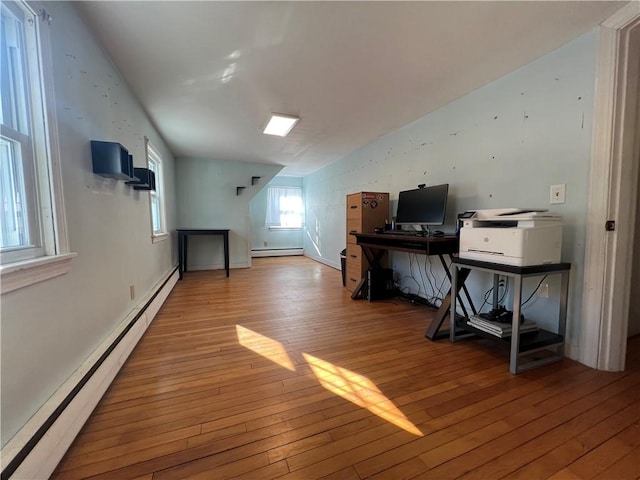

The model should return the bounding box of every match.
[129,284,135,300]
[550,184,566,204]
[263,241,268,247]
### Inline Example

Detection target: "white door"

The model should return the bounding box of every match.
[628,90,640,338]
[581,5,640,371]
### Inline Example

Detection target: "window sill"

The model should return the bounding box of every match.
[0,253,77,294]
[152,233,169,244]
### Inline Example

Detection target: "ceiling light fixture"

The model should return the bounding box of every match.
[263,113,299,137]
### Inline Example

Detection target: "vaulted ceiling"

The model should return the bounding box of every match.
[76,1,627,176]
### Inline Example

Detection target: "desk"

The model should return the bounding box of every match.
[351,232,476,339]
[450,257,570,374]
[177,229,230,279]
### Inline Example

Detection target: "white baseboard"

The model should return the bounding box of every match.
[251,248,303,257]
[1,267,179,480]
[304,252,340,270]
[565,342,579,362]
[188,262,249,271]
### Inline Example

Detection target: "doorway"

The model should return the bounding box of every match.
[581,4,640,371]
[628,70,640,338]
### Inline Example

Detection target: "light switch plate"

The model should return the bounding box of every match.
[550,184,566,204]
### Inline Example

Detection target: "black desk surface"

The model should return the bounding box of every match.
[352,232,459,256]
[177,228,230,234]
[452,256,571,275]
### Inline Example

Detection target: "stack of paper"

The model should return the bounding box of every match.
[467,315,537,338]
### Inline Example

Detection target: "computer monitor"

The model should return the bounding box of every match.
[395,184,449,227]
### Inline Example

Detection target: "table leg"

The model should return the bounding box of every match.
[351,247,387,301]
[426,266,471,340]
[224,231,230,277]
[351,277,367,300]
[450,264,458,342]
[183,234,189,274]
[510,275,523,374]
[178,233,184,279]
[558,271,569,343]
[438,255,468,319]
[441,254,477,317]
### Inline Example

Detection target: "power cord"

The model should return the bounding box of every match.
[521,275,548,306]
[477,276,509,313]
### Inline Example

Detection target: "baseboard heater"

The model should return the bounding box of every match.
[0,266,179,480]
[251,248,303,257]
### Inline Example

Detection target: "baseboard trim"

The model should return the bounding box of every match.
[1,266,179,480]
[188,262,249,271]
[251,248,304,257]
[304,252,340,270]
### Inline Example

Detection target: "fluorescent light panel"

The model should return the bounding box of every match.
[263,114,299,137]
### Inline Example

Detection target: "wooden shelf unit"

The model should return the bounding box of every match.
[450,257,571,374]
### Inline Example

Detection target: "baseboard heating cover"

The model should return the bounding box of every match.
[251,248,303,257]
[0,266,179,480]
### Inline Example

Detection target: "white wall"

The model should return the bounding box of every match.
[1,2,177,446]
[176,157,282,269]
[304,31,599,357]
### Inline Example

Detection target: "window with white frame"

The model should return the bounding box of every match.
[1,1,43,263]
[266,186,304,228]
[146,140,166,239]
[0,0,72,293]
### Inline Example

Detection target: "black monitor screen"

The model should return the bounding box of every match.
[395,184,449,226]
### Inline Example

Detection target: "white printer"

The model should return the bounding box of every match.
[459,208,562,266]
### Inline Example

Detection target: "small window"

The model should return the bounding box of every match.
[146,140,166,239]
[266,186,304,229]
[0,1,73,294]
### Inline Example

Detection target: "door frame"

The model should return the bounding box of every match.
[581,3,640,371]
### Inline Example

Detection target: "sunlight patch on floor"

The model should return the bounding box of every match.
[303,353,423,436]
[236,326,421,435]
[235,325,297,371]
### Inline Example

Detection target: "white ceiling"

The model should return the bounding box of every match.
[76,1,627,176]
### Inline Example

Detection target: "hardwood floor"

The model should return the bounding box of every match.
[52,256,640,480]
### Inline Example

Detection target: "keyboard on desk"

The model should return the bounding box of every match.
[380,230,421,236]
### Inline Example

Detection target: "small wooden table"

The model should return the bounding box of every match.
[177,229,230,279]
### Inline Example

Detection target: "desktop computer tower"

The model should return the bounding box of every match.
[367,268,395,301]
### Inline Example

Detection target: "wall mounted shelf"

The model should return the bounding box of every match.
[91,140,134,180]
[125,168,156,191]
[236,186,246,195]
[252,176,261,185]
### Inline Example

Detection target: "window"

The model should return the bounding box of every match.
[266,186,304,229]
[0,1,73,293]
[146,139,167,240]
[1,1,43,263]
